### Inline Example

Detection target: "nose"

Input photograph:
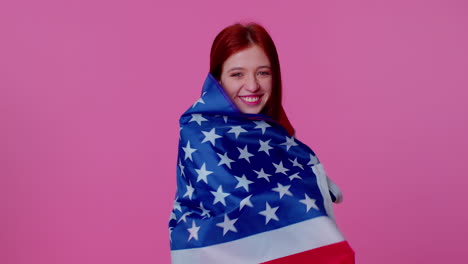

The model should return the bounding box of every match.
[244,74,260,92]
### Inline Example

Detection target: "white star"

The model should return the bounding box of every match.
[182,141,197,161]
[300,194,319,212]
[198,202,211,218]
[228,126,247,139]
[216,115,228,123]
[201,128,222,146]
[187,220,200,241]
[259,202,279,224]
[237,145,254,163]
[174,199,182,212]
[192,97,205,108]
[280,136,298,151]
[189,114,208,125]
[239,194,253,211]
[178,159,185,177]
[210,185,230,206]
[289,172,302,181]
[308,153,319,165]
[289,157,304,170]
[169,227,174,242]
[183,182,195,200]
[253,120,271,134]
[234,174,254,192]
[178,211,192,223]
[273,161,289,175]
[217,152,235,169]
[258,139,273,155]
[216,214,239,236]
[254,168,272,182]
[195,163,213,183]
[170,212,177,221]
[272,183,293,199]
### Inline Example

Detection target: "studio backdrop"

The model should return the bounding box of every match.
[1,0,467,263]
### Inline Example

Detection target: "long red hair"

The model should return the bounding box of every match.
[209,22,294,136]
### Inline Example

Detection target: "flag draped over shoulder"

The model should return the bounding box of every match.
[169,73,354,263]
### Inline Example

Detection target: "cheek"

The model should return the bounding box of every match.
[221,82,239,98]
[261,80,273,94]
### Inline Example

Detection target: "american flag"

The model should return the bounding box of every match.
[169,73,354,263]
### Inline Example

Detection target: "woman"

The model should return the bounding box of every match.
[169,22,355,263]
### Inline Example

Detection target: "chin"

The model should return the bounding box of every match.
[239,108,262,115]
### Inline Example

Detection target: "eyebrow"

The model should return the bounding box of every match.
[227,66,271,72]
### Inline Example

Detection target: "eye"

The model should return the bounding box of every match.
[258,71,271,76]
[230,72,243,77]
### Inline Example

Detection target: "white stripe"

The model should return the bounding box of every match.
[326,175,343,204]
[171,216,345,264]
[313,163,336,221]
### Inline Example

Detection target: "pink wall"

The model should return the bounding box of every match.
[2,0,467,263]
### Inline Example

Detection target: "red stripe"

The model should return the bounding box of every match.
[263,241,355,264]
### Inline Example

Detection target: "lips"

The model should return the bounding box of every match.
[239,95,262,105]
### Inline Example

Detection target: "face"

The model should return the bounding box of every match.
[220,45,272,114]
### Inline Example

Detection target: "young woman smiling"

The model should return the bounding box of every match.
[169,22,354,264]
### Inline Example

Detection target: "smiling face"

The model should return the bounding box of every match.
[220,45,273,115]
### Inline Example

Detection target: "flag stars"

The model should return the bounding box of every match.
[170,212,177,221]
[259,202,280,224]
[237,145,254,163]
[217,152,235,169]
[215,115,228,123]
[300,194,319,212]
[169,227,174,242]
[192,97,205,108]
[173,199,182,212]
[178,159,185,177]
[187,220,200,241]
[183,182,195,200]
[234,174,254,192]
[195,163,213,184]
[280,136,298,151]
[228,126,247,139]
[288,172,302,181]
[239,194,253,211]
[308,153,319,165]
[201,128,222,146]
[289,157,304,170]
[253,120,271,134]
[177,212,192,223]
[182,141,197,161]
[210,186,230,206]
[189,114,208,126]
[254,168,272,182]
[258,139,273,156]
[273,161,289,175]
[216,214,239,236]
[272,183,293,199]
[198,202,211,218]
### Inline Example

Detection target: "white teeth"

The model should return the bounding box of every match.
[242,96,260,102]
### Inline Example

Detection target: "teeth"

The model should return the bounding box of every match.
[242,96,260,102]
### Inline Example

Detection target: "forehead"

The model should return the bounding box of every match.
[223,45,271,69]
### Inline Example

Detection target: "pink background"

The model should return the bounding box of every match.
[1,0,467,263]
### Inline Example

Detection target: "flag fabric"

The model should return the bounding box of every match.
[169,73,354,263]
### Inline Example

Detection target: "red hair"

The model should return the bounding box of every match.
[209,22,294,136]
